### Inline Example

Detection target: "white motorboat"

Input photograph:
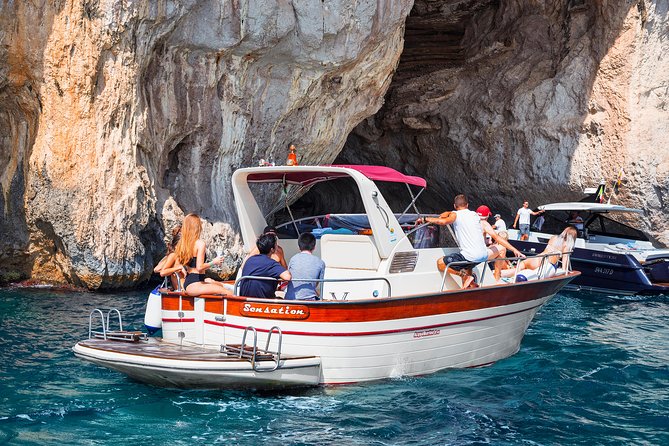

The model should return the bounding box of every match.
[74,165,579,388]
[508,187,669,295]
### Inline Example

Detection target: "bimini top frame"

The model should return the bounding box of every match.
[231,165,426,259]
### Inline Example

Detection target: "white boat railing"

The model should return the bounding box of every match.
[441,251,574,291]
[234,275,393,300]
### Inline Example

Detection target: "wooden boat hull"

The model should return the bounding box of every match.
[73,338,322,389]
[159,273,578,384]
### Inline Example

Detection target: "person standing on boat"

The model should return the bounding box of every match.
[417,195,523,288]
[492,214,507,232]
[285,232,325,301]
[175,214,229,296]
[512,201,543,240]
[240,233,292,299]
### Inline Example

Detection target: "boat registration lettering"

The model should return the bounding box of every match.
[592,253,617,260]
[240,303,310,320]
[413,329,440,339]
[594,267,614,275]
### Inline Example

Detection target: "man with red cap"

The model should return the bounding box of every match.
[476,204,520,280]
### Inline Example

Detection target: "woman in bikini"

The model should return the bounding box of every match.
[174,213,229,296]
[503,226,577,278]
[154,225,184,290]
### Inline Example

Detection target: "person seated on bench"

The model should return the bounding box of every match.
[417,194,523,288]
[175,214,229,296]
[245,226,287,268]
[285,233,325,301]
[240,233,292,299]
[154,225,183,290]
[503,226,577,279]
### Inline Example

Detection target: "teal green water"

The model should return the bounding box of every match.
[0,287,667,445]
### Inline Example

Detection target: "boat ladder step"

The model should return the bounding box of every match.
[220,326,283,372]
[91,330,148,342]
[88,308,147,342]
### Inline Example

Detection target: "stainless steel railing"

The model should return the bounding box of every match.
[234,275,393,300]
[440,250,574,290]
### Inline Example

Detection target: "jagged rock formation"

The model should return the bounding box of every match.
[1,0,667,288]
[0,0,412,288]
[335,0,669,245]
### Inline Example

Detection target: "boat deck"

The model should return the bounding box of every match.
[77,338,315,362]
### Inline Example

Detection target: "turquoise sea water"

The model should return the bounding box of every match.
[0,287,667,445]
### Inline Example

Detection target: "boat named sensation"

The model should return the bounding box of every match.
[74,165,579,389]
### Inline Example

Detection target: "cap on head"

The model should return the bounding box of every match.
[494,213,501,219]
[476,205,492,218]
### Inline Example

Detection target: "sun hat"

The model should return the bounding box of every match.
[494,213,501,218]
[476,205,492,218]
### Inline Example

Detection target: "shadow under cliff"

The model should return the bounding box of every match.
[297,0,641,220]
[0,1,65,284]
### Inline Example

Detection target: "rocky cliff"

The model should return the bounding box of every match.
[0,0,412,288]
[335,0,669,244]
[0,0,667,288]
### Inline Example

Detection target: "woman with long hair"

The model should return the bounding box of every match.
[154,225,184,289]
[504,226,577,277]
[174,213,229,296]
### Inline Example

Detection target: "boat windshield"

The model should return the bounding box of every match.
[585,213,648,241]
[534,210,648,241]
[260,176,458,249]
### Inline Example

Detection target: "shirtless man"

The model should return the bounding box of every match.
[417,195,523,288]
[246,226,287,268]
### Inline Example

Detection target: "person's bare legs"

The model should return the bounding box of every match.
[186,282,230,296]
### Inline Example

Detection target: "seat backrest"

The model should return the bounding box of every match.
[320,234,381,270]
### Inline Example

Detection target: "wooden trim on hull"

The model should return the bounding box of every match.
[162,273,577,323]
[204,302,544,337]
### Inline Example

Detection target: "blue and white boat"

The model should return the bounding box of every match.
[509,199,669,295]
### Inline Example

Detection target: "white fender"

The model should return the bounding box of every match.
[144,285,162,335]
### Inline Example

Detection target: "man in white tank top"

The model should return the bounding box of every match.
[417,194,524,288]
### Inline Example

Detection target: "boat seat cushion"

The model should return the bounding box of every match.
[320,234,381,270]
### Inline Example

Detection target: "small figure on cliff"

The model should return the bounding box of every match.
[239,233,292,299]
[512,201,543,240]
[175,214,229,296]
[154,225,184,290]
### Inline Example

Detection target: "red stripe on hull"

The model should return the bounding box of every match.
[203,303,542,337]
[162,318,195,323]
[162,273,576,323]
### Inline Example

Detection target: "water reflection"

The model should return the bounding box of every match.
[0,287,668,445]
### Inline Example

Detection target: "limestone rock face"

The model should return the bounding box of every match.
[0,0,412,288]
[336,0,669,245]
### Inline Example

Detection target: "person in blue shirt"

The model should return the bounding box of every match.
[239,233,292,298]
[285,233,326,300]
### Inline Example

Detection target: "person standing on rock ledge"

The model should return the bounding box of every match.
[175,214,229,296]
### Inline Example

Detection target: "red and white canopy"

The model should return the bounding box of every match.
[246,165,427,188]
